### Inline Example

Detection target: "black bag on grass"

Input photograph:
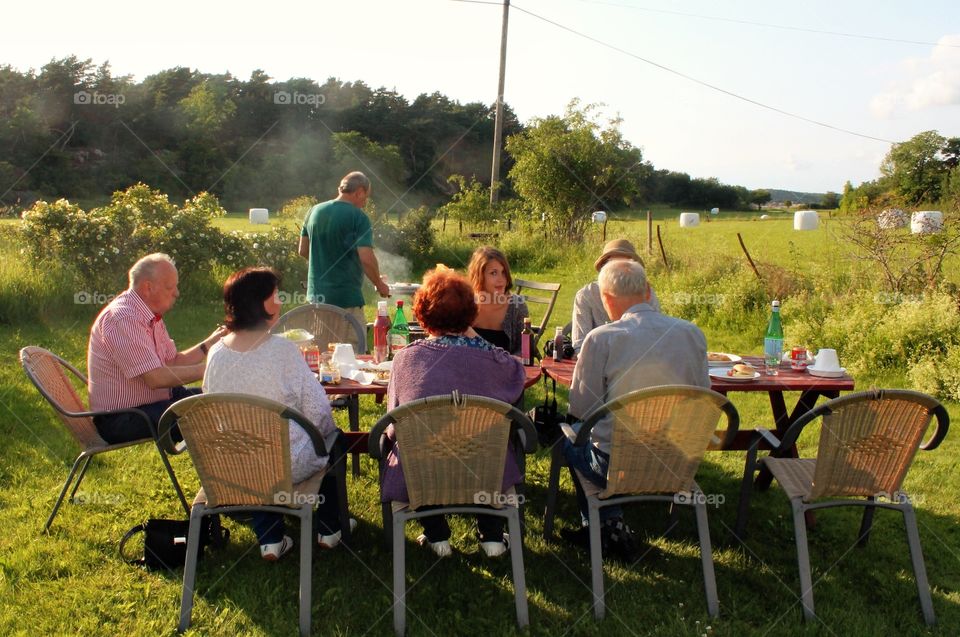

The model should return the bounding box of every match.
[120,515,229,571]
[530,394,564,447]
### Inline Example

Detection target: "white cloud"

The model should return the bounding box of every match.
[870,34,960,118]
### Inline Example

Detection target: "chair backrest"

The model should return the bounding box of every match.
[807,390,948,500]
[370,393,537,510]
[157,393,328,508]
[272,303,367,354]
[513,278,561,346]
[577,385,739,498]
[19,346,104,449]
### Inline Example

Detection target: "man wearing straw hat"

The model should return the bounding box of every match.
[570,238,660,354]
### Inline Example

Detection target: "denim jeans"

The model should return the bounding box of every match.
[252,471,343,545]
[563,437,623,526]
[93,385,200,444]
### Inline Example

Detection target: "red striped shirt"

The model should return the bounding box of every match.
[87,289,178,412]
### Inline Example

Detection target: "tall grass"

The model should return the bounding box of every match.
[1,213,959,635]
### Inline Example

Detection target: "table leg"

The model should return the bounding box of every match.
[757,390,836,526]
[348,394,361,477]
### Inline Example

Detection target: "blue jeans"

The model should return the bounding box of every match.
[93,386,200,444]
[563,437,623,526]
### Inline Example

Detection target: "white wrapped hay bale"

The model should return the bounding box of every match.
[249,208,269,224]
[679,212,700,228]
[877,208,908,229]
[760,214,770,220]
[794,210,818,230]
[911,211,943,234]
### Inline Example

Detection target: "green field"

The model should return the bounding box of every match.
[1,210,958,636]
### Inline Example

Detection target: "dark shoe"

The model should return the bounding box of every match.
[602,518,640,563]
[560,525,591,549]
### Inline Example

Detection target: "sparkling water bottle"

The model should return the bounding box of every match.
[763,300,784,375]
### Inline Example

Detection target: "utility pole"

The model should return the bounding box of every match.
[489,0,510,206]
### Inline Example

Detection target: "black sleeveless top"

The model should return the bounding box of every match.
[473,327,511,351]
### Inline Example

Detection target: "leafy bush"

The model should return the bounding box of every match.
[20,184,226,288]
[788,289,960,389]
[437,175,498,229]
[245,226,306,284]
[910,345,960,401]
[371,206,436,268]
[277,195,318,221]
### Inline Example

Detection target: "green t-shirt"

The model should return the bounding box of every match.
[301,200,374,308]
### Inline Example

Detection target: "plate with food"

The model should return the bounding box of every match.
[709,363,760,382]
[707,352,742,367]
[358,362,392,385]
[281,328,314,345]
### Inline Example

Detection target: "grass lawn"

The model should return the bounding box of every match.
[1,212,959,635]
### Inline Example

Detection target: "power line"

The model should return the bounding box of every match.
[511,2,896,144]
[575,0,960,49]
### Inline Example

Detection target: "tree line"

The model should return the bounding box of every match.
[841,130,960,211]
[1,56,777,225]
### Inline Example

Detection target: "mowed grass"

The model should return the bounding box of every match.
[1,211,959,636]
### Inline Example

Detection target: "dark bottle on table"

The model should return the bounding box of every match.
[520,318,534,366]
[553,326,564,362]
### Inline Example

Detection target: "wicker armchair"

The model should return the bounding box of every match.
[19,346,189,529]
[273,302,368,476]
[368,392,537,636]
[735,389,949,625]
[543,385,739,620]
[272,302,367,354]
[157,393,350,637]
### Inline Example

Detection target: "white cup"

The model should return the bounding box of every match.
[332,343,356,366]
[814,348,840,371]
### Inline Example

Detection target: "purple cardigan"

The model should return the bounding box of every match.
[381,338,527,503]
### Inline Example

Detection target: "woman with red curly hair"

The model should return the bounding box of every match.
[467,246,529,354]
[383,268,526,558]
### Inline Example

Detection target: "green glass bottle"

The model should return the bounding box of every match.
[763,300,783,375]
[388,300,410,358]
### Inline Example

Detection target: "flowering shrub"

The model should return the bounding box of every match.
[20,184,227,288]
[244,226,305,282]
[21,199,133,287]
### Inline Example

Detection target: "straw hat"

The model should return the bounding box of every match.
[594,239,643,271]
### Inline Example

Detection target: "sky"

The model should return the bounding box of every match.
[3,0,959,193]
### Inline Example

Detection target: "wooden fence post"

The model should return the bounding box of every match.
[647,210,653,254]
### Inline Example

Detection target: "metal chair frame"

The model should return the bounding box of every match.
[20,346,189,530]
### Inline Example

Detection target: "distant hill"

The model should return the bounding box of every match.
[767,189,826,204]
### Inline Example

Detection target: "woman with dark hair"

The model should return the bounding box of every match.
[466,246,529,354]
[203,267,351,561]
[383,268,526,558]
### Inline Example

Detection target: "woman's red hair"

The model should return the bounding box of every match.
[413,269,478,335]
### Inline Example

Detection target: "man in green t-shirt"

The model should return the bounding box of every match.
[298,171,390,327]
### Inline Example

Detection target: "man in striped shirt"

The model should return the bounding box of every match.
[88,253,226,444]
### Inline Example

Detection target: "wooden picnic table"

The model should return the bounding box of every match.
[539,355,855,453]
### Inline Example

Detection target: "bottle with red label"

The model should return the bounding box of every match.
[373,300,391,363]
[520,318,534,366]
